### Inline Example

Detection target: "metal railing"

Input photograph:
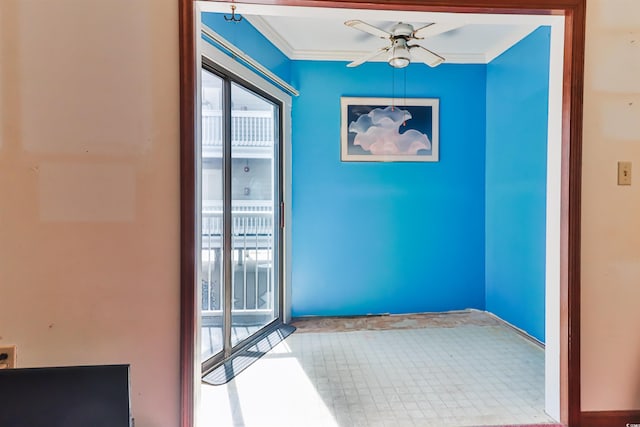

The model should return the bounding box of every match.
[202,109,274,147]
[201,204,274,315]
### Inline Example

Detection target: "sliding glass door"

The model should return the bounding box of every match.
[200,62,281,369]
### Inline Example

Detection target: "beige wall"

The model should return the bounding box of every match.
[582,0,640,412]
[0,0,180,426]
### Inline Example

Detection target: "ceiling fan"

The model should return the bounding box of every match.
[344,20,462,68]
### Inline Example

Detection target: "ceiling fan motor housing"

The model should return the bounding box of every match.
[390,22,415,38]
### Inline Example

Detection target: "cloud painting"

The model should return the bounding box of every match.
[341,97,439,162]
[347,106,431,155]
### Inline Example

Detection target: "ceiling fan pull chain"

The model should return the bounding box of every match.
[404,67,407,108]
[391,66,395,111]
[403,68,407,126]
[402,68,407,126]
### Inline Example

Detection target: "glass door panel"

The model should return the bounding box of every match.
[230,82,278,346]
[200,60,282,371]
[200,69,224,360]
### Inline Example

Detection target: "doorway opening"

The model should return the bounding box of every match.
[179,1,584,426]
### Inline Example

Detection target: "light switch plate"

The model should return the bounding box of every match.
[618,161,632,185]
[0,345,17,369]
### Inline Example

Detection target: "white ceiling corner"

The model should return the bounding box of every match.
[246,16,296,59]
[484,25,540,63]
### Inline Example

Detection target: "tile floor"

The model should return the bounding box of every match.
[199,312,558,427]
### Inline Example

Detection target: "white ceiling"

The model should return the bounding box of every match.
[199,3,563,65]
[247,16,535,64]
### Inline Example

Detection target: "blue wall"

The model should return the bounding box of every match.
[201,13,292,83]
[485,27,550,342]
[201,16,551,339]
[291,61,487,316]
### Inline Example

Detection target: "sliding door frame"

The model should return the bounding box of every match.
[199,57,286,373]
[179,1,585,426]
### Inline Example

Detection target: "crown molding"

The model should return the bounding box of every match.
[439,52,488,64]
[287,49,488,64]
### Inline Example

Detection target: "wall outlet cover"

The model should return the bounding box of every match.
[0,345,17,369]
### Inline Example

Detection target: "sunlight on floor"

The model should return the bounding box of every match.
[200,340,338,427]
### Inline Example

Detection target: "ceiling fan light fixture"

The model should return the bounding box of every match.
[389,56,410,68]
[388,39,411,68]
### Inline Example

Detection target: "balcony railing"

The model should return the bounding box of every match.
[202,109,274,148]
[201,202,274,315]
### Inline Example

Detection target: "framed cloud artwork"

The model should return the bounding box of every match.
[341,97,439,162]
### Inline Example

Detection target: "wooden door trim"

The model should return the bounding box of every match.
[178,1,586,426]
[179,0,196,426]
[582,410,640,427]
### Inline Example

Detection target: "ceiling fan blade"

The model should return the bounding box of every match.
[347,46,390,68]
[413,23,463,39]
[345,20,391,39]
[409,45,445,67]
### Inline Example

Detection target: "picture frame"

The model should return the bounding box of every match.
[341,97,439,162]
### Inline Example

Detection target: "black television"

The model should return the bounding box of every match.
[0,364,132,427]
